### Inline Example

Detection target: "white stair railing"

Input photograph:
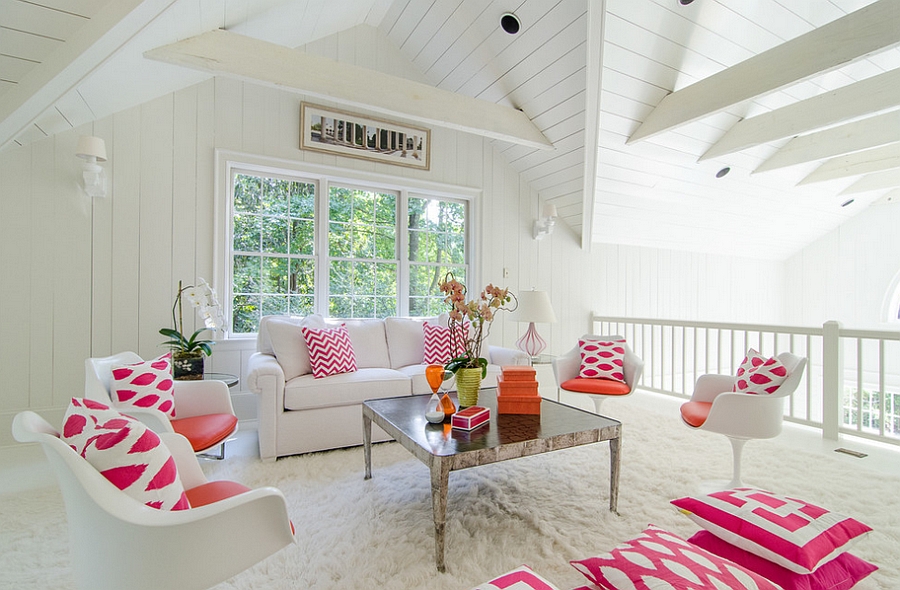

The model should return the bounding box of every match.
[592,315,900,447]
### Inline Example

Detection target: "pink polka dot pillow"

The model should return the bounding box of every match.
[672,488,872,574]
[571,524,781,589]
[301,324,358,378]
[110,353,176,417]
[732,349,789,395]
[61,398,189,511]
[578,338,626,382]
[422,321,468,365]
[473,564,561,589]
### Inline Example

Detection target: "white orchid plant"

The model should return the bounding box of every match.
[159,278,226,356]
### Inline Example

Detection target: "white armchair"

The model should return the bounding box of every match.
[552,335,644,413]
[680,351,808,487]
[12,410,294,590]
[85,352,238,458]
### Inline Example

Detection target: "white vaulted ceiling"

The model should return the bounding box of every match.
[2,0,899,260]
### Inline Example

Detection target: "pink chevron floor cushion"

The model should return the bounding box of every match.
[571,524,781,590]
[302,324,358,378]
[110,353,176,417]
[61,397,189,510]
[473,565,561,590]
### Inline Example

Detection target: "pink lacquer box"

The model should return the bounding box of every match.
[451,406,490,430]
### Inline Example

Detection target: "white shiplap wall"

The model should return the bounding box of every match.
[0,25,787,449]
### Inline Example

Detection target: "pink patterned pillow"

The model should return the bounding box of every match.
[688,530,878,590]
[733,352,789,395]
[61,398,189,511]
[302,324,358,378]
[571,524,781,590]
[473,565,560,590]
[578,338,626,382]
[672,488,872,574]
[422,322,468,365]
[111,353,176,417]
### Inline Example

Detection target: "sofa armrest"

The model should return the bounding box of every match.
[247,352,286,461]
[488,345,530,366]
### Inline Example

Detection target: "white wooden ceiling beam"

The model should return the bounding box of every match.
[799,144,900,185]
[839,169,900,195]
[0,0,178,149]
[701,68,900,161]
[144,30,553,150]
[627,0,900,144]
[754,110,900,173]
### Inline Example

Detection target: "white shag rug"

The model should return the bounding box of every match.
[2,392,898,590]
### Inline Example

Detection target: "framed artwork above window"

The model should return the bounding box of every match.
[300,102,431,171]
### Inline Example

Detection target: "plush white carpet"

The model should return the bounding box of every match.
[2,392,898,589]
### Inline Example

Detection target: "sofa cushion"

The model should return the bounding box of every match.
[327,318,391,369]
[384,316,439,368]
[283,368,411,411]
[266,314,326,381]
[423,321,468,364]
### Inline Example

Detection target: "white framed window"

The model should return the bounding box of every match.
[216,152,477,334]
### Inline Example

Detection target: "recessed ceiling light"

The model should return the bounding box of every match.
[841,199,855,207]
[716,167,730,178]
[500,13,521,35]
[679,0,695,5]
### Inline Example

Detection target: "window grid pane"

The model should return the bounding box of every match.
[231,172,316,333]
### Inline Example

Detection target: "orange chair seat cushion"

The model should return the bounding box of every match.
[185,480,251,508]
[680,401,712,427]
[561,377,631,395]
[171,413,238,452]
[185,481,296,535]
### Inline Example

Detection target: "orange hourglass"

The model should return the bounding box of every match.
[425,364,455,417]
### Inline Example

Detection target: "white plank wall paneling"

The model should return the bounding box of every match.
[0,31,797,451]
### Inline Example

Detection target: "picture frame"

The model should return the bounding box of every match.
[300,103,431,171]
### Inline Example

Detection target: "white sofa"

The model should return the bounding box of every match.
[247,314,529,460]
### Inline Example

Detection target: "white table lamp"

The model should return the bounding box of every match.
[512,289,557,358]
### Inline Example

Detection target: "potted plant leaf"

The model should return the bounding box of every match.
[160,278,225,380]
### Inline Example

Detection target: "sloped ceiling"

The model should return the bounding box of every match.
[2,0,899,261]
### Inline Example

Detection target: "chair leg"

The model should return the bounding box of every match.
[199,441,226,461]
[590,395,606,415]
[727,438,747,488]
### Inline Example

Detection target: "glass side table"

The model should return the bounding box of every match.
[176,372,239,388]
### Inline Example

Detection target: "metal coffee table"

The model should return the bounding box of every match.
[362,389,621,572]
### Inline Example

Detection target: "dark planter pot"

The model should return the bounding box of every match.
[173,351,204,380]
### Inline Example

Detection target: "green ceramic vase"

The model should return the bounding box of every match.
[455,367,482,407]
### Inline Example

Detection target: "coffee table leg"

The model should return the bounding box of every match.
[609,430,620,514]
[430,459,450,572]
[363,412,372,480]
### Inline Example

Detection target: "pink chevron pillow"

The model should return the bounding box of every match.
[571,524,781,590]
[61,398,189,510]
[110,353,176,417]
[302,324,358,378]
[672,488,872,574]
[733,349,788,395]
[578,338,626,382]
[422,321,468,365]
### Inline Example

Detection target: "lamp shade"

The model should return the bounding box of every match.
[542,203,557,218]
[512,289,557,323]
[76,136,107,162]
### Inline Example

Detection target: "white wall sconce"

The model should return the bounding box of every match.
[511,288,557,358]
[533,203,557,240]
[76,135,108,198]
